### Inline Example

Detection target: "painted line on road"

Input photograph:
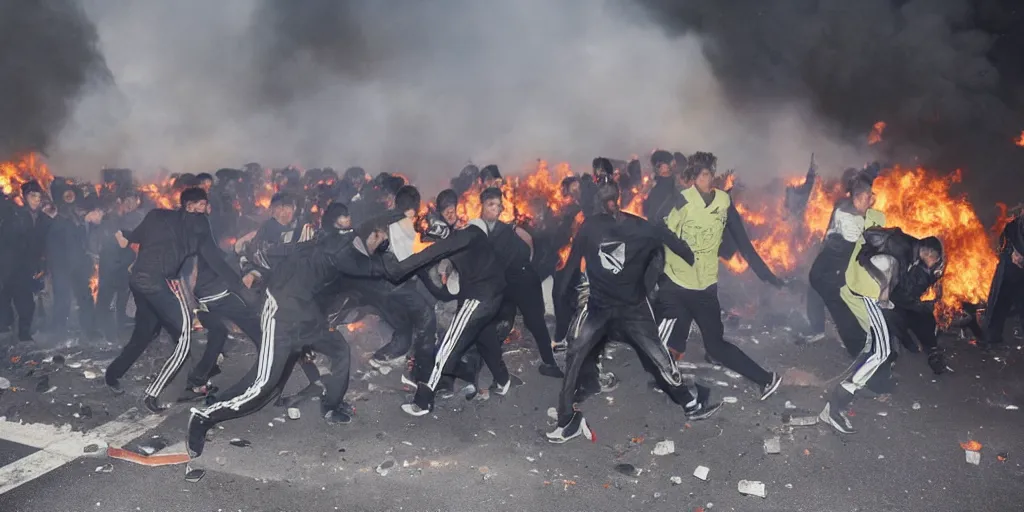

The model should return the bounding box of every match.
[0,408,171,495]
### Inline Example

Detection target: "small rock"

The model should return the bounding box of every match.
[546,407,557,420]
[652,440,675,456]
[724,370,742,379]
[67,362,82,369]
[378,365,392,376]
[287,407,301,420]
[1005,405,1018,411]
[763,437,781,455]
[722,396,738,404]
[965,450,981,465]
[614,463,638,477]
[0,377,10,390]
[785,483,793,489]
[83,443,101,454]
[693,465,710,481]
[95,463,113,473]
[738,479,767,498]
[912,402,921,410]
[376,459,395,476]
[229,438,251,448]
[670,476,682,485]
[877,411,888,417]
[83,371,97,380]
[784,401,796,409]
[877,454,885,459]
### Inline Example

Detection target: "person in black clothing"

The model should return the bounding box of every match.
[476,187,562,378]
[480,165,503,189]
[187,216,410,458]
[642,150,677,222]
[547,181,720,444]
[886,236,949,374]
[104,187,258,413]
[336,166,367,205]
[96,191,145,341]
[451,164,480,196]
[982,215,1024,348]
[0,181,52,341]
[46,194,105,338]
[398,188,519,417]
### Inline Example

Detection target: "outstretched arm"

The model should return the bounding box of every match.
[725,203,784,287]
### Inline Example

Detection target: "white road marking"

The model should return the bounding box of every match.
[0,408,170,494]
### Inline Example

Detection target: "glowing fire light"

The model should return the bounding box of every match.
[90,262,100,303]
[346,321,365,332]
[1,153,53,196]
[1015,130,1024,147]
[868,121,886,145]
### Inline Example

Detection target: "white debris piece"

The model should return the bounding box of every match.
[1005,405,1019,411]
[546,407,557,420]
[788,416,817,426]
[714,381,731,388]
[693,466,710,481]
[652,440,675,456]
[67,362,82,369]
[724,370,742,379]
[738,480,767,498]
[287,408,301,420]
[965,451,981,465]
[784,401,796,409]
[877,412,888,417]
[763,437,781,454]
[378,365,392,376]
[912,402,921,410]
[0,377,9,390]
[670,476,682,485]
[722,396,738,404]
[83,371,97,380]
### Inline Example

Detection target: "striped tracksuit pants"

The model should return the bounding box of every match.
[831,295,896,408]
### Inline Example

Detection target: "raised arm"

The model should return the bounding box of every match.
[725,202,784,287]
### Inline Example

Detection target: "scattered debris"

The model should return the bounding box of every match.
[652,440,675,456]
[724,370,742,379]
[378,365,393,376]
[1006,405,1019,411]
[670,476,682,485]
[138,437,168,455]
[547,407,557,420]
[83,371,97,380]
[803,449,811,456]
[631,436,645,444]
[997,453,1008,462]
[614,463,639,477]
[912,402,921,410]
[783,415,817,426]
[287,407,301,420]
[960,440,983,451]
[785,483,793,489]
[94,463,113,473]
[376,459,395,476]
[184,465,206,483]
[402,441,414,446]
[0,377,10,390]
[83,444,102,454]
[693,466,710,481]
[714,381,730,388]
[273,416,286,423]
[784,401,796,409]
[877,412,888,417]
[966,451,981,465]
[738,479,767,498]
[229,438,252,448]
[722,396,738,404]
[763,437,781,455]
[67,362,82,369]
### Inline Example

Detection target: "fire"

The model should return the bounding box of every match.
[346,321,365,332]
[139,178,176,209]
[556,211,584,271]
[1,153,53,196]
[1015,130,1024,147]
[89,261,99,303]
[868,121,886,145]
[457,160,574,225]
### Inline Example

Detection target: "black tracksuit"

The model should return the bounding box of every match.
[96,209,144,339]
[105,209,251,400]
[197,230,416,430]
[401,222,510,410]
[983,217,1024,346]
[0,206,50,339]
[46,209,97,336]
[554,212,698,427]
[888,264,941,356]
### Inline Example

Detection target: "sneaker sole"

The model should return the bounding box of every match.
[760,375,782,401]
[687,401,724,421]
[401,405,430,417]
[546,419,596,444]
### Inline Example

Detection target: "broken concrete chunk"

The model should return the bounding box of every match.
[378,365,392,376]
[229,438,252,448]
[652,440,675,456]
[738,479,767,498]
[0,377,9,390]
[670,476,682,485]
[722,396,738,404]
[912,402,921,410]
[546,407,557,420]
[83,370,97,380]
[763,437,781,454]
[783,415,817,426]
[287,407,301,420]
[94,463,113,473]
[693,466,709,481]
[784,401,796,409]
[376,459,396,476]
[965,451,981,465]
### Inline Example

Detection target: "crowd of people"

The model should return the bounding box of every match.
[1,150,1022,463]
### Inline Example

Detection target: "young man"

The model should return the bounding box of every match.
[96,191,145,341]
[46,195,105,339]
[0,181,52,341]
[982,214,1024,349]
[803,173,881,355]
[547,181,720,444]
[820,227,944,433]
[657,153,783,399]
[885,235,949,374]
[104,188,258,413]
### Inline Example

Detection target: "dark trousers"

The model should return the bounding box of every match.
[657,278,772,386]
[411,296,508,409]
[0,271,36,339]
[501,266,556,364]
[807,246,850,332]
[985,273,1024,346]
[96,263,131,338]
[105,280,193,399]
[557,300,695,426]
[199,293,352,424]
[887,307,938,353]
[375,280,436,360]
[50,266,95,335]
[189,293,263,388]
[553,267,580,341]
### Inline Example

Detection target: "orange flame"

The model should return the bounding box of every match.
[868,121,886,145]
[89,262,99,303]
[1,153,53,196]
[1015,130,1024,147]
[346,321,365,332]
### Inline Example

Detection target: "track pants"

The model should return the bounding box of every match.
[557,300,696,426]
[985,270,1024,345]
[105,279,193,399]
[887,307,938,354]
[553,267,581,341]
[831,296,896,408]
[807,247,866,357]
[839,286,874,356]
[500,266,557,365]
[96,262,132,338]
[0,270,37,339]
[656,278,772,386]
[189,292,263,388]
[375,280,436,360]
[197,292,352,424]
[410,295,509,409]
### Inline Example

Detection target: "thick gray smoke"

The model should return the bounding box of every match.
[635,0,1024,202]
[51,0,869,187]
[0,1,108,160]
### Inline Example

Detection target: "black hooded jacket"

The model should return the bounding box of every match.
[395,220,506,302]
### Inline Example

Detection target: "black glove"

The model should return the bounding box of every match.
[678,245,695,266]
[424,217,451,241]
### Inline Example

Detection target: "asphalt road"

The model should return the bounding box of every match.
[2,302,1023,512]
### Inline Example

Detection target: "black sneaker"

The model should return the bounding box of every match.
[927,352,950,375]
[545,412,596,444]
[760,372,782,401]
[186,409,214,458]
[685,384,723,420]
[491,375,524,396]
[143,395,168,414]
[538,363,564,378]
[106,378,125,396]
[400,403,431,417]
[819,402,855,434]
[368,354,406,370]
[324,408,352,424]
[552,340,568,354]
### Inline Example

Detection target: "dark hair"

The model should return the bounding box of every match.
[480,164,501,183]
[175,173,198,189]
[672,152,687,167]
[355,214,391,241]
[322,202,350,228]
[595,181,620,211]
[849,176,874,199]
[918,236,943,257]
[271,192,298,209]
[560,176,580,197]
[21,180,44,196]
[592,157,613,176]
[436,189,459,212]
[480,187,503,204]
[344,166,366,181]
[179,187,208,207]
[196,173,214,183]
[651,150,673,167]
[684,152,717,180]
[381,176,405,197]
[395,185,421,213]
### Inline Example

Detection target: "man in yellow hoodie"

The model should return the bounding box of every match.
[659,152,783,401]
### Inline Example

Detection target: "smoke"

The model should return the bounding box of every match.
[0,1,108,160]
[47,0,873,187]
[635,0,1024,201]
